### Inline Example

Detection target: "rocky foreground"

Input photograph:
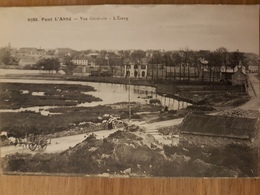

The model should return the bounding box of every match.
[2,127,257,177]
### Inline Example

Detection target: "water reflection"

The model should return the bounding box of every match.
[0,78,191,114]
[0,106,59,116]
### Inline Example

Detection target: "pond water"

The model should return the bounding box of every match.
[0,69,41,75]
[0,78,191,115]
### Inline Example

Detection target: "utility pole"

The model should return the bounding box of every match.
[128,75,131,121]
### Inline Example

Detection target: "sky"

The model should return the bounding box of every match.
[0,5,259,54]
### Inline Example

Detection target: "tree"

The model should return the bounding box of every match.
[0,49,11,65]
[179,49,197,82]
[63,55,77,75]
[130,50,146,63]
[108,56,123,76]
[207,52,218,82]
[149,51,163,79]
[36,58,60,73]
[171,52,182,80]
[230,50,245,70]
[162,53,172,79]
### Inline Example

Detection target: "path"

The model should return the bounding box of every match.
[0,118,184,157]
[130,118,184,145]
[239,73,259,110]
[0,129,119,157]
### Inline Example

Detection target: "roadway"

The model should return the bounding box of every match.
[0,118,184,157]
[239,73,259,110]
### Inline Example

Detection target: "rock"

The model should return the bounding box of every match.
[171,153,191,166]
[103,114,110,119]
[8,137,16,144]
[0,131,8,136]
[68,123,76,127]
[150,143,158,149]
[123,168,131,174]
[79,122,88,126]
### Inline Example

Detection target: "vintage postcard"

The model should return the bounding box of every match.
[0,5,259,177]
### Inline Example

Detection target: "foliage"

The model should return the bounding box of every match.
[63,55,77,75]
[36,58,60,73]
[0,49,19,65]
[130,50,146,63]
[229,50,245,68]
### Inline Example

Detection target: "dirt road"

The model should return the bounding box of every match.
[239,73,259,110]
[0,128,120,157]
[0,118,183,157]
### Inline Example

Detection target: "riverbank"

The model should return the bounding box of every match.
[0,72,249,106]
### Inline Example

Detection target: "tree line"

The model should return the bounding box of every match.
[1,47,256,80]
[147,48,247,82]
[31,48,248,80]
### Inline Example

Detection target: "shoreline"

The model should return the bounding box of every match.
[0,73,250,107]
[0,74,191,102]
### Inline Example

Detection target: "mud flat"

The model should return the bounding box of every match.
[0,82,101,109]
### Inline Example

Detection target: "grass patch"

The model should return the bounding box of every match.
[0,83,101,109]
[0,104,162,137]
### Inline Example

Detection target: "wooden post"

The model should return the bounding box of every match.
[128,77,131,121]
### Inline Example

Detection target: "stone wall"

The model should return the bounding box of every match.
[179,134,253,148]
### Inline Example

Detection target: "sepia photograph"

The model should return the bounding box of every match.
[0,5,259,178]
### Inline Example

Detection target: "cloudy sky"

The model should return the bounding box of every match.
[0,5,259,53]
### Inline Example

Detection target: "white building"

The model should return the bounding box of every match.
[248,65,258,73]
[71,58,88,66]
[124,63,147,78]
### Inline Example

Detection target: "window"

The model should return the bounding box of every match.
[142,71,145,77]
[126,70,130,77]
[134,65,138,69]
[141,65,146,69]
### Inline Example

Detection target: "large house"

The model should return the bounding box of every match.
[220,61,247,85]
[16,47,55,67]
[71,56,89,66]
[232,66,247,86]
[124,63,148,78]
[18,47,46,57]
[18,57,39,67]
[179,113,258,148]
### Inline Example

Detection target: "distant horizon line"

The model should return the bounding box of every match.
[1,44,258,55]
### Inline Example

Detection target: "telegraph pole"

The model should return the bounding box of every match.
[128,75,131,121]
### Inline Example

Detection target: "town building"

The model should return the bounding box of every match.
[232,66,247,86]
[124,63,148,78]
[220,61,247,84]
[248,64,258,73]
[71,56,89,66]
[18,47,46,57]
[18,57,39,67]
